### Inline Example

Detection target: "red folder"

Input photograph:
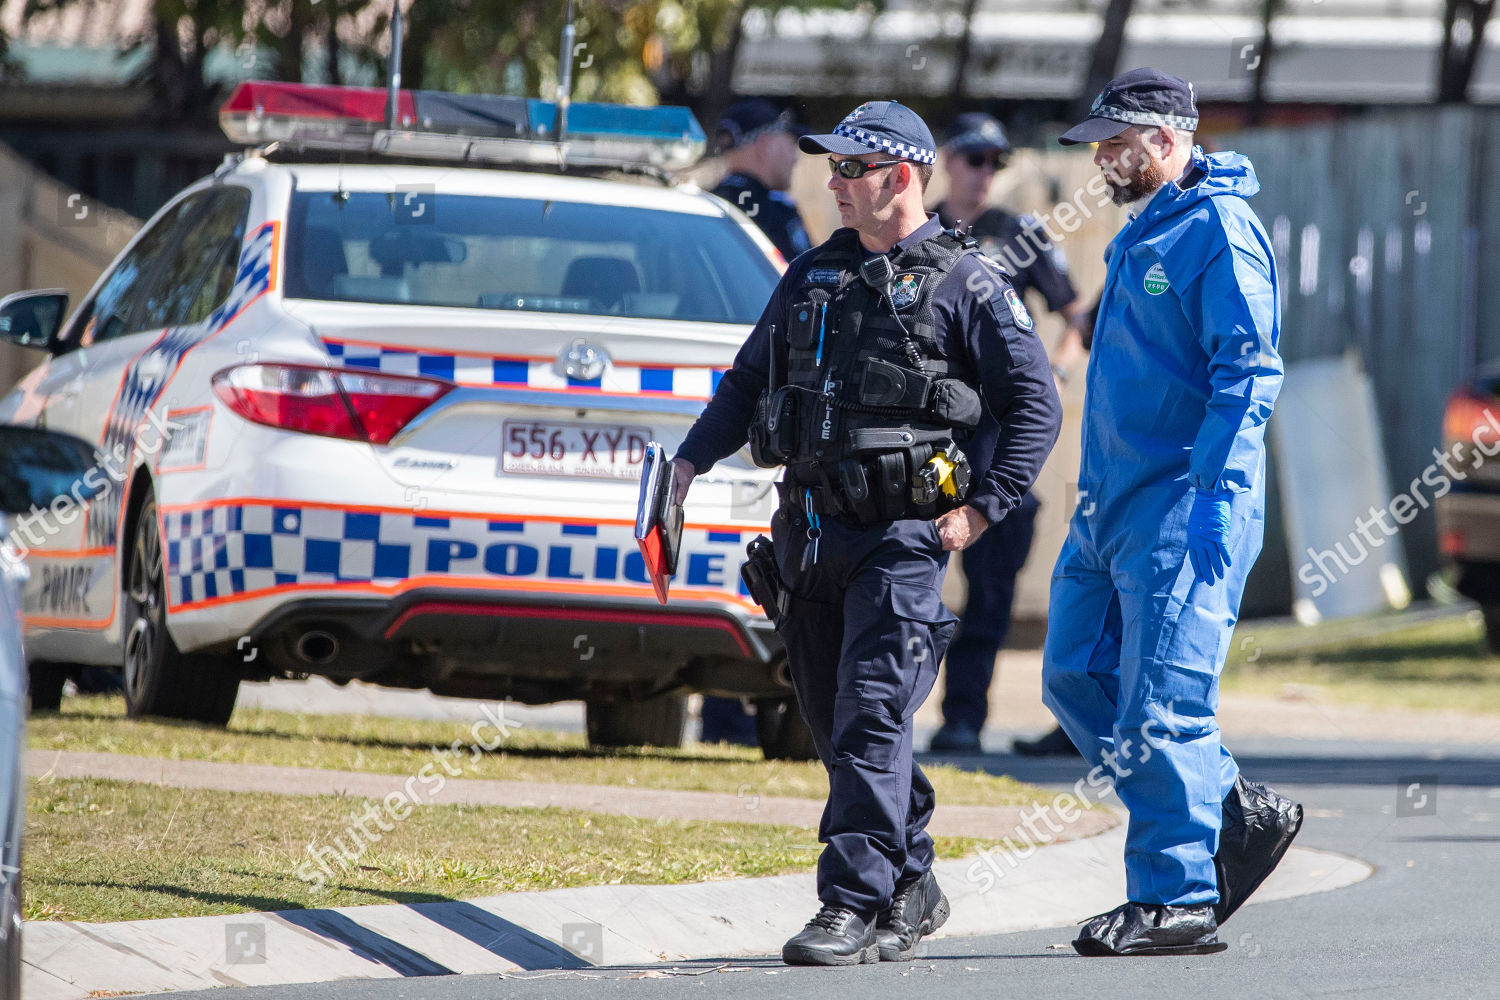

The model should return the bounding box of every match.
[635,442,684,604]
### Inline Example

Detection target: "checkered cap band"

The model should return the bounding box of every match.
[832,123,937,164]
[1090,102,1199,132]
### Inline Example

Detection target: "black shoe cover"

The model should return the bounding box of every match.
[1012,725,1082,757]
[1213,776,1304,924]
[783,904,880,966]
[1072,901,1227,957]
[876,870,951,961]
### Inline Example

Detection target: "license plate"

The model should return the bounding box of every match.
[500,420,653,480]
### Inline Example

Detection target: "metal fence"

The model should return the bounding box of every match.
[1223,107,1500,614]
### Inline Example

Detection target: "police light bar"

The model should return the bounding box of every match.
[220,81,706,171]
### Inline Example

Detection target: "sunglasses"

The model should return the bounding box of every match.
[827,157,906,179]
[963,152,1008,170]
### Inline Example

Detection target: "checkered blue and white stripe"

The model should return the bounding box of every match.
[162,502,751,607]
[1089,101,1199,132]
[832,124,937,164]
[323,340,727,400]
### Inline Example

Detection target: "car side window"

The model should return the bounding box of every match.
[137,187,252,330]
[59,193,207,350]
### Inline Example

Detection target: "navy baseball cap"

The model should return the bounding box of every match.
[799,100,937,164]
[717,99,805,150]
[1059,67,1199,146]
[943,112,1011,154]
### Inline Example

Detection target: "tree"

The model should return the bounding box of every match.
[1246,0,1284,126]
[1437,0,1496,104]
[1073,0,1134,123]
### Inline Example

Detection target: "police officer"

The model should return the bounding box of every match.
[927,112,1091,757]
[1046,69,1302,956]
[673,100,1061,966]
[712,99,813,263]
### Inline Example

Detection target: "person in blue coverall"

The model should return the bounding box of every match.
[1046,69,1305,957]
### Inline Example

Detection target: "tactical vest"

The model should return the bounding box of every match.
[750,227,986,524]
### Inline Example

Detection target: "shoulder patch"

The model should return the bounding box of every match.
[890,272,925,309]
[1004,286,1035,331]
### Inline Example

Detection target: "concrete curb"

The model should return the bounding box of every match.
[21,829,1372,999]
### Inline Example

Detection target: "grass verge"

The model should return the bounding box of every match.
[25,777,998,923]
[1224,609,1500,713]
[31,696,1043,807]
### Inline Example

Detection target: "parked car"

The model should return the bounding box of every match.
[1437,371,1500,649]
[0,80,816,758]
[0,423,101,996]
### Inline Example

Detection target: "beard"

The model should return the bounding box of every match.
[1106,156,1169,207]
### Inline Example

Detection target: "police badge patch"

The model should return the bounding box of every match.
[1004,286,1035,331]
[890,272,924,309]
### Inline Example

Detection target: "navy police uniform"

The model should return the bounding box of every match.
[927,114,1080,750]
[677,102,1061,934]
[713,173,812,262]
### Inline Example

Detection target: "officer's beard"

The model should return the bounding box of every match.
[1105,156,1169,207]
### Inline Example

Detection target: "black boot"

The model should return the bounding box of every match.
[1213,776,1304,924]
[1012,725,1082,757]
[875,870,951,961]
[782,904,880,966]
[1072,901,1227,956]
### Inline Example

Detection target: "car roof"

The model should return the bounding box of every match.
[271,163,728,217]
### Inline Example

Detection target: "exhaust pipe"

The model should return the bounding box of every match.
[774,657,792,689]
[295,630,340,666]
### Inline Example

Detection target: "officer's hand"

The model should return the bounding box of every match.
[670,457,696,504]
[935,505,988,551]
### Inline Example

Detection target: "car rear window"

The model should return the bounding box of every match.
[283,190,779,324]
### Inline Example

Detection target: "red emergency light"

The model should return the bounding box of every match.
[221,81,418,148]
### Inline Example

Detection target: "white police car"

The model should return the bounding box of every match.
[0,81,797,750]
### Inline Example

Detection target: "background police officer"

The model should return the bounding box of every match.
[672,100,1061,966]
[711,99,813,263]
[928,112,1092,757]
[702,99,816,748]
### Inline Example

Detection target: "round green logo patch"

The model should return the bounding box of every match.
[1143,262,1170,296]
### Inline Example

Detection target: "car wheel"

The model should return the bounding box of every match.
[1480,604,1500,655]
[585,694,687,749]
[122,494,239,726]
[26,661,67,713]
[0,867,19,1000]
[755,696,819,761]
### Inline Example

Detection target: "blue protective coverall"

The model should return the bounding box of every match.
[1042,147,1283,906]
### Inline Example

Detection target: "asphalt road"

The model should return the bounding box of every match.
[146,733,1500,1000]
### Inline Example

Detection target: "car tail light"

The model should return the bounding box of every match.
[212,364,451,445]
[1444,387,1495,449]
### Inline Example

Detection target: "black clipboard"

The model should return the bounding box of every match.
[635,442,684,604]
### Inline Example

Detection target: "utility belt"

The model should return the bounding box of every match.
[776,442,972,527]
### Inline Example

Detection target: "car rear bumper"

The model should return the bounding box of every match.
[225,588,785,703]
[1437,487,1500,597]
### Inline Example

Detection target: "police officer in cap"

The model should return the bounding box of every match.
[712,99,813,264]
[928,111,1092,758]
[673,100,1061,965]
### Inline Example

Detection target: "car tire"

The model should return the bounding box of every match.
[0,867,18,1000]
[1481,604,1500,655]
[122,494,239,726]
[755,696,819,762]
[27,661,67,713]
[586,695,687,749]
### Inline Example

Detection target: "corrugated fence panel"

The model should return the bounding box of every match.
[1224,108,1496,611]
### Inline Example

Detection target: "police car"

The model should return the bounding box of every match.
[0,80,801,751]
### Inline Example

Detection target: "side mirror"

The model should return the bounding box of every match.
[0,425,99,516]
[0,290,69,352]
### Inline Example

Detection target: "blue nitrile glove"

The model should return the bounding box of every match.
[1186,488,1234,584]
